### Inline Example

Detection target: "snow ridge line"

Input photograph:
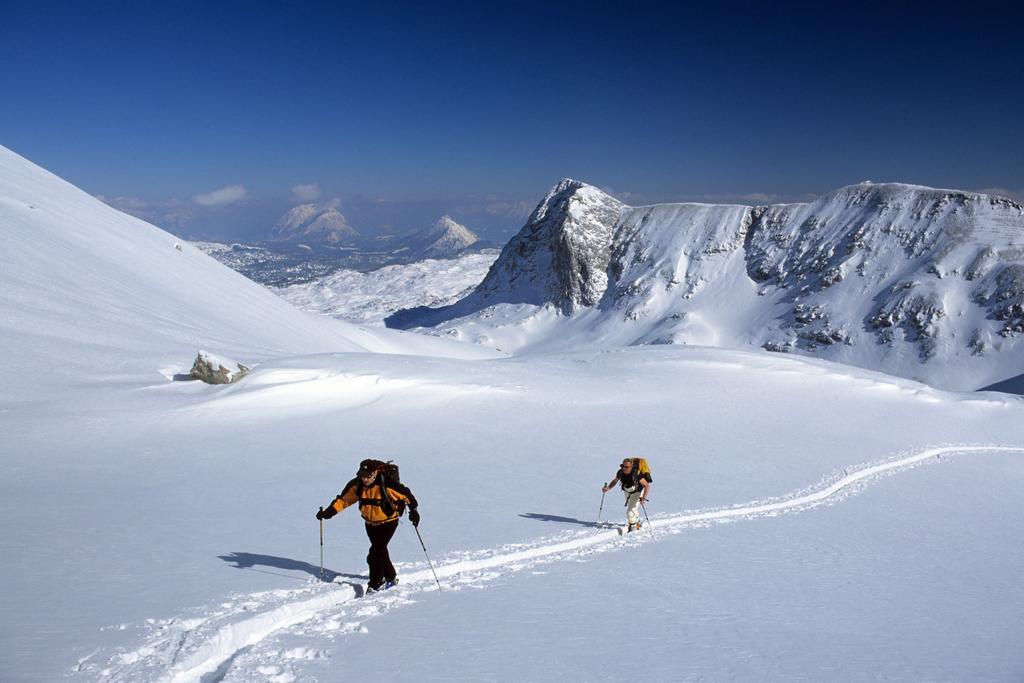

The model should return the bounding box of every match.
[155,444,1023,682]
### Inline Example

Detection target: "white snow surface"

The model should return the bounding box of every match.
[275,251,498,325]
[2,146,1024,682]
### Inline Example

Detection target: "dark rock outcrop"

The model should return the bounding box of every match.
[189,350,249,384]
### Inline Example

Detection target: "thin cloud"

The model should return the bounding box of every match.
[600,186,647,204]
[291,183,322,202]
[673,191,820,206]
[96,194,151,210]
[688,192,780,204]
[193,184,248,207]
[98,195,195,230]
[737,192,777,203]
[978,187,1023,203]
[485,200,532,217]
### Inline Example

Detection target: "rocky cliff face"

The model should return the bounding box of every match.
[743,183,1024,364]
[390,178,1024,390]
[473,179,623,313]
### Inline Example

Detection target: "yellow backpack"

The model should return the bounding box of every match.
[632,457,652,482]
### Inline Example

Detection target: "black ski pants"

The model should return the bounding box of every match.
[365,519,399,589]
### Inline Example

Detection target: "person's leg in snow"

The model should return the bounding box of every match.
[365,519,399,590]
[625,489,643,531]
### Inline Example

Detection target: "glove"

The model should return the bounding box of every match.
[316,508,325,520]
[408,508,420,527]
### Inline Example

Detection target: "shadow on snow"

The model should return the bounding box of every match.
[519,513,621,529]
[218,551,368,589]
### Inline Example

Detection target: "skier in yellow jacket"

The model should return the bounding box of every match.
[317,459,420,592]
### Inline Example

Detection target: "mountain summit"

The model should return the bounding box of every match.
[412,215,479,258]
[473,179,623,313]
[271,202,359,245]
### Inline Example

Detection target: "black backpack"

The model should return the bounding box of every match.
[358,458,400,483]
[360,459,405,516]
[379,461,400,485]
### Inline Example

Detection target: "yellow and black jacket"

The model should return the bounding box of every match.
[321,478,417,526]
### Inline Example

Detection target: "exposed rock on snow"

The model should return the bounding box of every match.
[869,281,946,359]
[189,350,250,384]
[973,264,1024,336]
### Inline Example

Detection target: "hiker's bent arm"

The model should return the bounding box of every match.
[602,473,620,492]
[389,482,418,510]
[322,481,359,518]
[640,478,651,501]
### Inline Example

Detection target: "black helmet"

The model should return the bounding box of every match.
[357,459,381,477]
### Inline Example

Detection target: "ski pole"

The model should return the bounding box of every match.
[319,507,324,581]
[640,500,652,529]
[413,525,442,591]
[598,483,609,522]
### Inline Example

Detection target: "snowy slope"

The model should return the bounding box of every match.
[3,149,1024,683]
[3,347,1021,681]
[275,250,498,325]
[0,146,491,403]
[391,180,1024,390]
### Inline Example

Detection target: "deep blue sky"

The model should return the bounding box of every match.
[2,1,1022,240]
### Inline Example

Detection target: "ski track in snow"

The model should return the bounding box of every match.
[80,445,1024,682]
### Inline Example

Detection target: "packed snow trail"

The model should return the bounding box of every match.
[87,445,1024,682]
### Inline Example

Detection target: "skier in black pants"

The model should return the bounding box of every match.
[317,459,420,592]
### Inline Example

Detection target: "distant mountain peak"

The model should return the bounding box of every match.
[413,215,479,258]
[272,202,358,244]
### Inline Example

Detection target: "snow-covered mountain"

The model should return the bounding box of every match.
[473,179,623,311]
[200,213,477,282]
[390,179,1024,390]
[272,201,359,245]
[407,214,480,258]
